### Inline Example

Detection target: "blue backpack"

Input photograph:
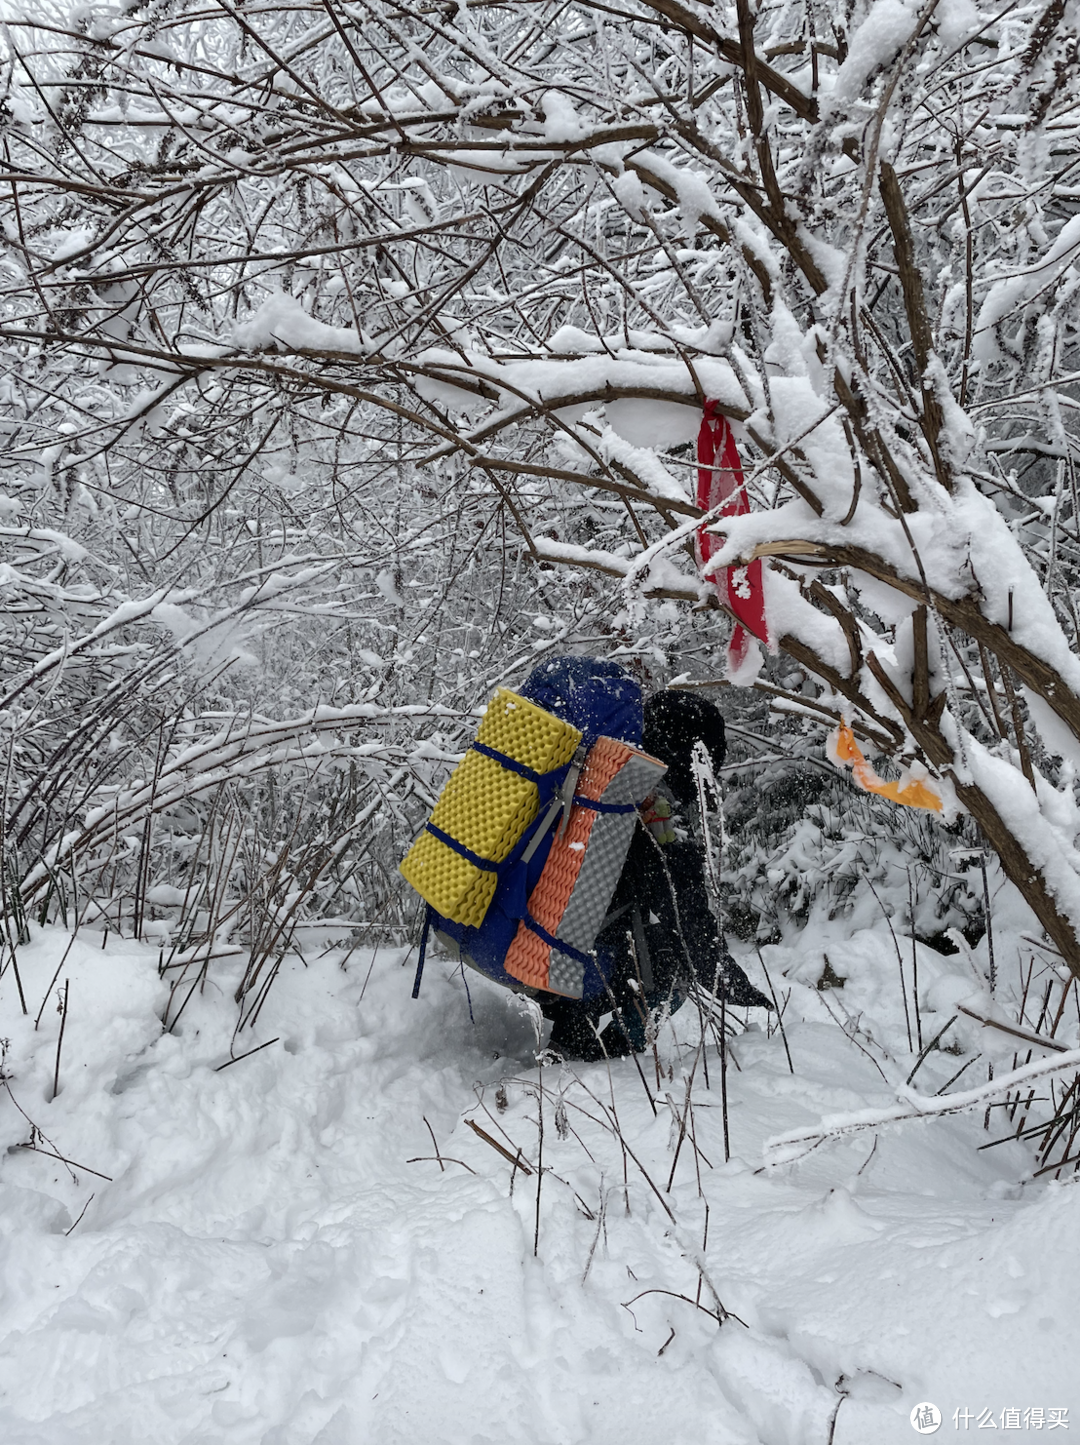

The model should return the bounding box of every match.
[407,656,651,1002]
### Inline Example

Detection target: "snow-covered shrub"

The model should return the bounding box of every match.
[718,703,983,944]
[3,0,1080,993]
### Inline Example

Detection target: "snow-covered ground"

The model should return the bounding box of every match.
[1,917,1077,1444]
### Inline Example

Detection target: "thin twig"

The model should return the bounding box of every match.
[3,941,28,1015]
[934,1053,982,1095]
[815,989,890,1083]
[867,876,912,1051]
[665,1078,691,1193]
[979,851,997,995]
[423,1115,445,1171]
[581,1186,606,1285]
[51,979,69,1101]
[908,868,923,1050]
[1032,1148,1080,1178]
[406,1155,477,1173]
[827,1391,850,1445]
[956,1004,1070,1053]
[534,1064,544,1257]
[64,1193,95,1235]
[716,964,731,1163]
[622,1288,726,1328]
[464,1117,534,1174]
[905,1016,958,1086]
[16,1144,113,1181]
[214,1037,280,1070]
[756,946,793,1074]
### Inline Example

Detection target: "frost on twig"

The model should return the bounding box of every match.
[763,1049,1080,1166]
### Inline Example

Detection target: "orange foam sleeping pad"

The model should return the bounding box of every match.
[503,736,627,991]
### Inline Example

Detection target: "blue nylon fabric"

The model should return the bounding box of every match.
[518,655,643,749]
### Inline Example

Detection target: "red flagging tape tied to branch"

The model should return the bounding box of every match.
[696,402,768,669]
[833,725,943,813]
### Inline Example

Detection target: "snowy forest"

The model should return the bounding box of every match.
[1,0,1080,1439]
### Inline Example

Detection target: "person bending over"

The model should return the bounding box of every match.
[541,689,771,1062]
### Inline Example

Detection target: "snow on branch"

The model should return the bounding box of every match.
[763,1048,1080,1167]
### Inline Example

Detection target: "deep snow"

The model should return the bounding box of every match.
[0,916,1077,1444]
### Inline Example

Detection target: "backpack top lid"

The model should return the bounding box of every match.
[642,690,726,805]
[518,656,643,750]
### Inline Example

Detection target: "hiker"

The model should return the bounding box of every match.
[402,656,770,1061]
[540,688,772,1062]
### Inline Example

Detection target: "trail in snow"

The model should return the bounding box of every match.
[0,920,1077,1444]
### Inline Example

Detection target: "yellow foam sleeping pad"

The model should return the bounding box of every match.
[399,688,582,928]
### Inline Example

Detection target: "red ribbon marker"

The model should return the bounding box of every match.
[696,401,768,668]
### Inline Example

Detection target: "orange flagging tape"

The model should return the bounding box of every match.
[833,725,943,813]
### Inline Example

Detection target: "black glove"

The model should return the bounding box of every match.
[715,958,773,1010]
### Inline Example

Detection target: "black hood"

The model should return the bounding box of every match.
[641,690,726,805]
